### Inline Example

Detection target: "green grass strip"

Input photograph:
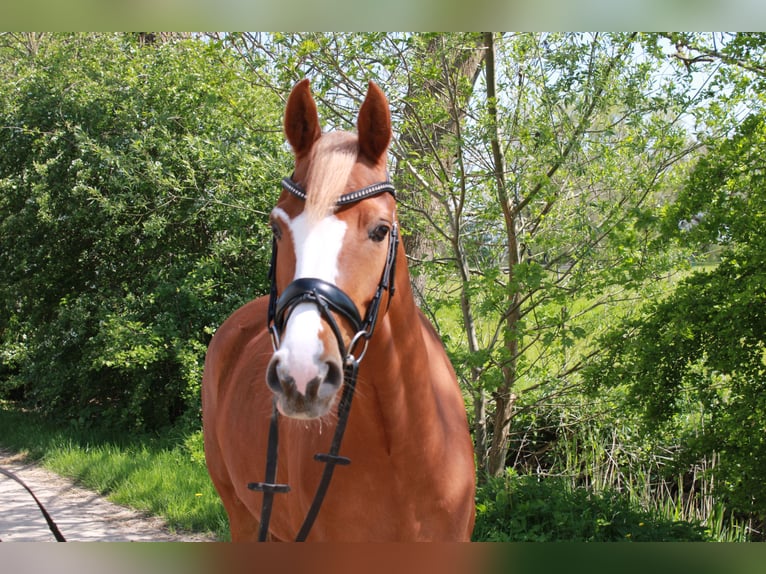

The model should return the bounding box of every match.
[0,403,229,540]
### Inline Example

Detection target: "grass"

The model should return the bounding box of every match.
[0,402,229,540]
[0,400,749,542]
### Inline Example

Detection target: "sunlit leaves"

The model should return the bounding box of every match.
[588,108,766,523]
[0,34,287,431]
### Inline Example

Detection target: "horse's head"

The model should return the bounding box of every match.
[265,79,397,419]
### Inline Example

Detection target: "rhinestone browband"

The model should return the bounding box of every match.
[281,177,396,206]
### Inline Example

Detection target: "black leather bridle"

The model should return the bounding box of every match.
[248,176,398,541]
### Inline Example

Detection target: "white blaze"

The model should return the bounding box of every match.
[271,207,347,394]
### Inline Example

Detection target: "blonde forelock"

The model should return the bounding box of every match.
[304,131,358,222]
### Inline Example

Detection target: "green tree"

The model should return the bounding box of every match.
[209,33,750,479]
[414,32,707,476]
[0,34,287,431]
[586,112,766,533]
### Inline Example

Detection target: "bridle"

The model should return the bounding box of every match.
[269,176,398,374]
[248,176,399,542]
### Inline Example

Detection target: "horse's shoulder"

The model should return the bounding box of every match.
[204,296,270,384]
[211,296,269,345]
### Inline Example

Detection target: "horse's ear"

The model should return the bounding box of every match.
[284,79,322,157]
[357,81,391,165]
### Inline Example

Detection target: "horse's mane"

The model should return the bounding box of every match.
[304,131,358,223]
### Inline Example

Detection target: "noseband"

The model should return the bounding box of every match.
[249,176,398,541]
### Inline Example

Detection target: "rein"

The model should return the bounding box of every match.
[0,466,66,542]
[248,176,398,542]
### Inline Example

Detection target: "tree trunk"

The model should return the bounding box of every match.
[394,34,485,305]
[483,32,522,477]
[388,35,490,470]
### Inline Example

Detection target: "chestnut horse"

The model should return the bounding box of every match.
[202,79,475,541]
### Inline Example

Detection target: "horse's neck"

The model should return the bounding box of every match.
[357,283,450,456]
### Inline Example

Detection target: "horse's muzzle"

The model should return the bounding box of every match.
[266,352,343,419]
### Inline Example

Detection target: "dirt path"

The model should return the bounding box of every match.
[0,449,215,542]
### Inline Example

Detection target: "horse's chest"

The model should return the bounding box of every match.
[272,429,420,539]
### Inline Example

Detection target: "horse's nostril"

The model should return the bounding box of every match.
[266,358,284,394]
[325,361,343,389]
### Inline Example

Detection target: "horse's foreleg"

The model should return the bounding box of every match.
[220,486,261,542]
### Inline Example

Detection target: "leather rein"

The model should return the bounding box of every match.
[248,176,398,541]
[0,466,66,542]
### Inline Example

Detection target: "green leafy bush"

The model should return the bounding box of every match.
[0,34,288,432]
[585,113,766,537]
[473,471,710,542]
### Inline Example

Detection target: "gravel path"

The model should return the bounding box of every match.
[0,449,215,542]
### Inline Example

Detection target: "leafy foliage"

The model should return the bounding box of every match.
[0,34,287,432]
[1,32,765,540]
[473,472,709,542]
[586,113,766,530]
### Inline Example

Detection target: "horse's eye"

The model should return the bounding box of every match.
[369,224,390,243]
